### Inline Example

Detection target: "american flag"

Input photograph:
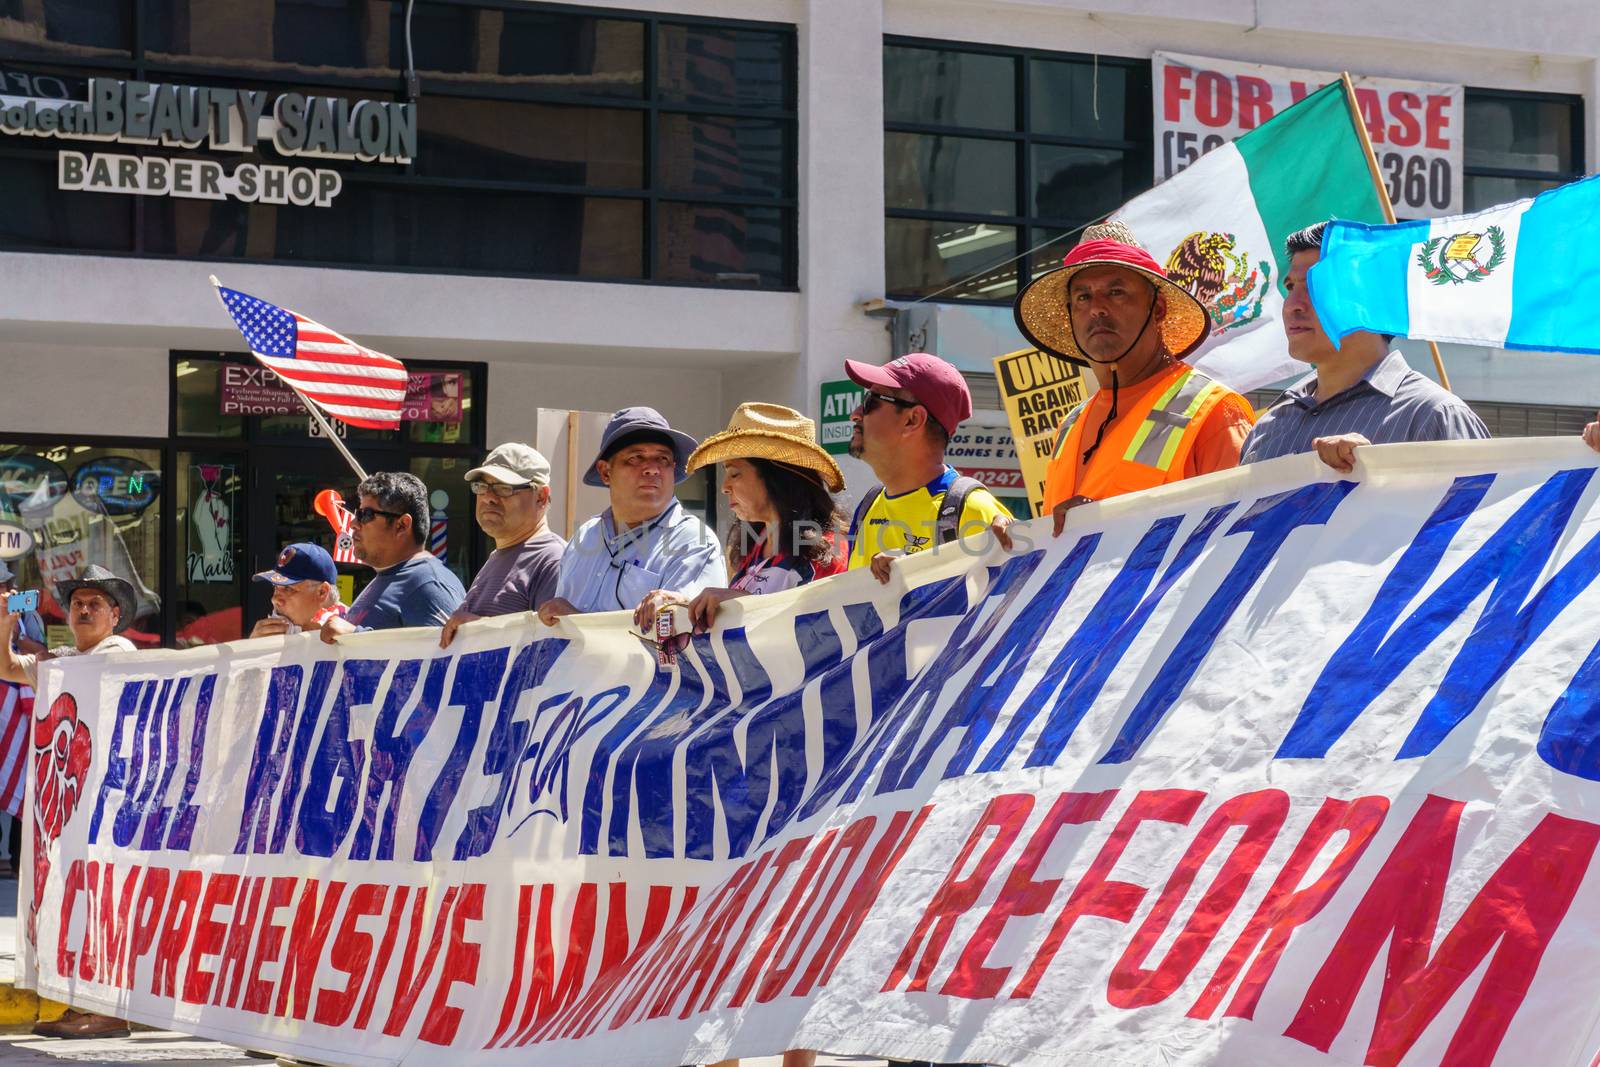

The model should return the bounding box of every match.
[0,682,32,818]
[213,281,407,430]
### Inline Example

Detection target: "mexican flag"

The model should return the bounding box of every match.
[1113,81,1386,392]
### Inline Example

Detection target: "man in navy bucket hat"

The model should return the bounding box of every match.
[539,406,724,620]
[249,541,346,637]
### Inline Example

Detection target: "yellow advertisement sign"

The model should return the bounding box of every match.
[993,347,1088,518]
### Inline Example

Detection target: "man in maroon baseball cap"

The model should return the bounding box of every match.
[841,352,1015,582]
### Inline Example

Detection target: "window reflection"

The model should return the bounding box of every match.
[0,442,162,647]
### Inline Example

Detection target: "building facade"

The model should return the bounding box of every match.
[0,0,1595,646]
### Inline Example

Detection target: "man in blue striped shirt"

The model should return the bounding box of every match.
[1239,221,1489,470]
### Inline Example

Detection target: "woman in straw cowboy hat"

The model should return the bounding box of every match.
[632,404,846,645]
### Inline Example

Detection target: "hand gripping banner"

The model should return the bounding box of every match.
[19,439,1600,1067]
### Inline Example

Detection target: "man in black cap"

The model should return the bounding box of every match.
[0,563,137,1040]
[538,406,724,621]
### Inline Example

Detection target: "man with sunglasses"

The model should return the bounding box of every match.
[845,353,1012,582]
[321,471,465,642]
[440,443,566,648]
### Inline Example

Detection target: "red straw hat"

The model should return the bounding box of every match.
[1014,222,1210,367]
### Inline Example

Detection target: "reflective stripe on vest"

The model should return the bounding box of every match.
[1051,402,1088,461]
[1121,369,1229,473]
[1041,361,1241,510]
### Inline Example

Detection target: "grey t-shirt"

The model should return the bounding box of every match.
[462,530,566,617]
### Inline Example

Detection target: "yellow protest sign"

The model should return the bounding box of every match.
[993,347,1088,518]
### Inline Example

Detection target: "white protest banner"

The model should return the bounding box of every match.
[20,438,1600,1067]
[1156,51,1464,217]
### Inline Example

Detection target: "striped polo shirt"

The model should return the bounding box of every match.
[1239,350,1489,465]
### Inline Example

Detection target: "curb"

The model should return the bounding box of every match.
[0,980,65,1030]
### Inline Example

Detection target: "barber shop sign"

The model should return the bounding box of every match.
[0,72,415,208]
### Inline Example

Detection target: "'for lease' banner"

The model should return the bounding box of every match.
[1155,51,1464,217]
[20,439,1600,1067]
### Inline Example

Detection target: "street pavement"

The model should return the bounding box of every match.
[0,872,890,1066]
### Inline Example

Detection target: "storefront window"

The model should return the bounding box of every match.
[175,353,479,447]
[0,442,162,646]
[1463,90,1582,211]
[0,2,796,289]
[883,39,1152,304]
[175,453,244,647]
[408,455,477,585]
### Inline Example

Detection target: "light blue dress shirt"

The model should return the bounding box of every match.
[555,500,726,614]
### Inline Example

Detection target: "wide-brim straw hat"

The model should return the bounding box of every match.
[687,403,845,493]
[1014,221,1211,368]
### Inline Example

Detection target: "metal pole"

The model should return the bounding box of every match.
[1339,73,1454,391]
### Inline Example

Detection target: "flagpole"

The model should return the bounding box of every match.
[209,275,370,482]
[1339,73,1454,392]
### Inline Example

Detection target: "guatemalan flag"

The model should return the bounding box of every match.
[1308,173,1600,354]
[211,280,408,429]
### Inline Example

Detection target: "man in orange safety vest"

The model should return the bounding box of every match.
[1014,222,1256,533]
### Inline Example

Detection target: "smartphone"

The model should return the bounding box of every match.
[6,589,37,614]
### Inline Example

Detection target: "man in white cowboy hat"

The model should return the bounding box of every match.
[538,407,724,622]
[0,563,139,689]
[441,442,566,648]
[0,563,138,1040]
[1014,221,1256,534]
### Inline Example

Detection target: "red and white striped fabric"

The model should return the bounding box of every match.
[0,682,33,818]
[213,281,407,430]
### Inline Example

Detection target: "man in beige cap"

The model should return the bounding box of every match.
[439,443,566,648]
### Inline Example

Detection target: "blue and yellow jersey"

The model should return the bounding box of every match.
[847,466,1011,570]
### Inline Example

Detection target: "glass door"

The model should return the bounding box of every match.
[247,447,382,632]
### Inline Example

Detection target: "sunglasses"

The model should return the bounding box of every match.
[469,481,530,499]
[860,391,921,415]
[353,505,405,525]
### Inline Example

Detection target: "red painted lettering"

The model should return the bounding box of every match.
[56,859,84,976]
[354,885,411,1030]
[1108,790,1288,1009]
[126,866,170,991]
[795,806,932,997]
[942,792,1115,1000]
[314,883,388,1027]
[381,885,458,1037]
[1387,91,1422,147]
[243,876,297,1014]
[885,794,1033,993]
[419,884,485,1045]
[1194,71,1233,128]
[152,869,201,998]
[1425,94,1450,149]
[1190,795,1388,1021]
[214,876,264,1008]
[274,878,346,1020]
[1285,796,1600,1066]
[1236,76,1274,129]
[1163,64,1194,122]
[182,872,239,1003]
[1012,789,1206,999]
[1355,86,1386,144]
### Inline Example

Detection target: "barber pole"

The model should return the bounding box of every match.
[429,490,449,561]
